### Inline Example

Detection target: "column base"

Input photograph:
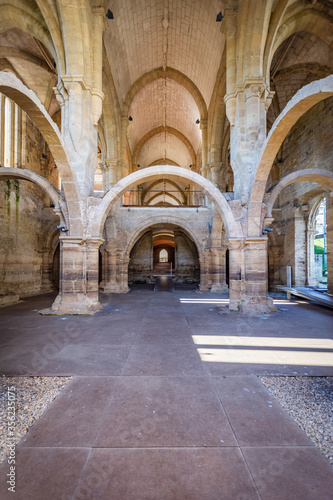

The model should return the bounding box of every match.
[40,293,103,315]
[239,296,277,314]
[101,285,130,294]
[210,285,229,293]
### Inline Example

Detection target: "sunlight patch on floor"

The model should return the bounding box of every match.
[192,336,333,349]
[197,348,333,366]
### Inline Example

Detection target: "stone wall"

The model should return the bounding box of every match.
[268,97,333,288]
[0,113,59,303]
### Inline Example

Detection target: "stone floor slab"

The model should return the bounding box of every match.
[95,376,236,447]
[34,344,131,376]
[21,377,118,447]
[212,376,312,446]
[73,448,260,500]
[243,446,333,500]
[0,447,89,500]
[121,343,206,376]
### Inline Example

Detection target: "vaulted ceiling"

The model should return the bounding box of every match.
[104,0,225,169]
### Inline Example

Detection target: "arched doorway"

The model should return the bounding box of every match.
[128,225,200,287]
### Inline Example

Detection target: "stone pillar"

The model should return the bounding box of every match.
[86,238,104,305]
[228,237,275,313]
[210,248,228,293]
[91,6,107,126]
[118,256,130,293]
[200,118,208,178]
[102,246,118,293]
[51,237,103,314]
[116,160,123,183]
[199,256,210,291]
[227,238,243,310]
[103,159,118,189]
[120,116,128,179]
[40,247,55,292]
[242,237,276,313]
[10,100,15,167]
[327,194,333,295]
[306,228,318,286]
[294,210,306,286]
[14,105,22,167]
[209,163,222,188]
[0,94,5,166]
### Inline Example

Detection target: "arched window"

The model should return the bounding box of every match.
[0,93,22,168]
[314,198,327,284]
[159,249,168,262]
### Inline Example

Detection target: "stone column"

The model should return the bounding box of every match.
[102,246,118,293]
[227,238,243,310]
[200,119,208,178]
[327,194,333,295]
[51,237,103,314]
[294,209,306,286]
[9,100,15,167]
[118,256,130,293]
[0,94,5,166]
[306,228,318,286]
[242,237,276,313]
[120,116,128,179]
[40,247,55,292]
[104,159,118,188]
[14,105,22,167]
[199,255,210,291]
[91,6,107,126]
[209,163,222,188]
[86,237,104,306]
[210,248,228,293]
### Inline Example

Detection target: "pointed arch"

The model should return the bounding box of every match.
[265,169,333,218]
[248,76,333,236]
[0,71,82,235]
[89,166,242,240]
[122,67,208,120]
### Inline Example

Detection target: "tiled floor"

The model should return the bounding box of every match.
[0,287,333,499]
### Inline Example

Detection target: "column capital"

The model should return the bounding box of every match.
[86,237,104,248]
[59,236,84,245]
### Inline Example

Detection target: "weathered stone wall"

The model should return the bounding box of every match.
[0,114,59,302]
[0,181,58,298]
[268,98,333,288]
[128,231,153,283]
[103,206,218,289]
[174,231,199,282]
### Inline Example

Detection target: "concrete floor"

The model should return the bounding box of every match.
[0,286,333,499]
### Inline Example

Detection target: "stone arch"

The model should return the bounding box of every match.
[122,67,208,119]
[248,75,333,237]
[149,159,180,167]
[148,192,181,206]
[34,0,66,74]
[0,48,56,74]
[132,126,196,168]
[142,179,187,205]
[0,3,59,68]
[265,169,333,218]
[0,71,82,235]
[89,166,242,240]
[208,59,226,164]
[124,216,205,261]
[273,63,332,83]
[264,7,333,84]
[101,52,121,161]
[0,167,62,210]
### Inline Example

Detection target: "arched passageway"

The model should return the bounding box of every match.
[128,225,200,287]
